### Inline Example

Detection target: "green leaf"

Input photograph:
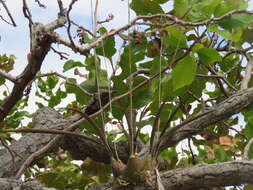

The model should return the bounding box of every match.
[154,0,169,4]
[218,14,253,31]
[82,32,93,43]
[242,28,253,43]
[174,0,189,17]
[48,90,67,107]
[63,60,84,72]
[208,25,243,42]
[172,55,197,90]
[214,0,247,17]
[132,76,151,109]
[0,77,5,85]
[96,27,116,58]
[46,76,59,89]
[215,146,229,162]
[197,47,221,64]
[174,0,221,21]
[163,27,188,52]
[220,54,239,72]
[130,0,164,15]
[65,78,89,105]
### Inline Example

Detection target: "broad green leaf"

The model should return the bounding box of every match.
[46,75,59,89]
[65,78,89,105]
[63,60,84,72]
[197,47,221,64]
[218,14,253,31]
[174,0,188,17]
[175,0,220,21]
[172,55,197,90]
[96,27,116,58]
[242,28,253,43]
[163,27,187,51]
[244,123,253,139]
[186,65,208,100]
[215,146,230,162]
[5,111,31,129]
[37,78,53,96]
[220,54,239,72]
[155,0,169,4]
[214,0,247,17]
[197,0,221,18]
[160,148,178,169]
[130,0,164,15]
[208,25,243,42]
[132,76,151,109]
[48,90,67,107]
[115,44,143,82]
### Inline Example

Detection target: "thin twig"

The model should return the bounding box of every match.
[71,20,94,36]
[15,136,59,179]
[0,0,17,26]
[3,128,102,146]
[51,46,69,60]
[34,0,46,8]
[66,0,78,46]
[22,0,33,24]
[97,13,114,24]
[35,72,92,97]
[54,9,253,56]
[188,138,196,165]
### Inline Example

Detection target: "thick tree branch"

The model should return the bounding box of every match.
[0,107,67,177]
[0,10,67,122]
[158,87,253,152]
[0,178,56,190]
[241,55,253,90]
[90,160,253,190]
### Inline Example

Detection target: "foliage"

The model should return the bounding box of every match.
[1,0,253,189]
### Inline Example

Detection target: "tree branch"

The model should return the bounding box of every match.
[158,87,253,152]
[0,10,67,122]
[90,160,253,190]
[0,69,17,83]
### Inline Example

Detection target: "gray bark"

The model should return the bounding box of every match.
[0,178,56,190]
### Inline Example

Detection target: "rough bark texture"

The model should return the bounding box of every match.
[2,88,253,189]
[90,161,253,190]
[159,88,253,151]
[0,12,67,122]
[0,178,56,190]
[0,107,66,177]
